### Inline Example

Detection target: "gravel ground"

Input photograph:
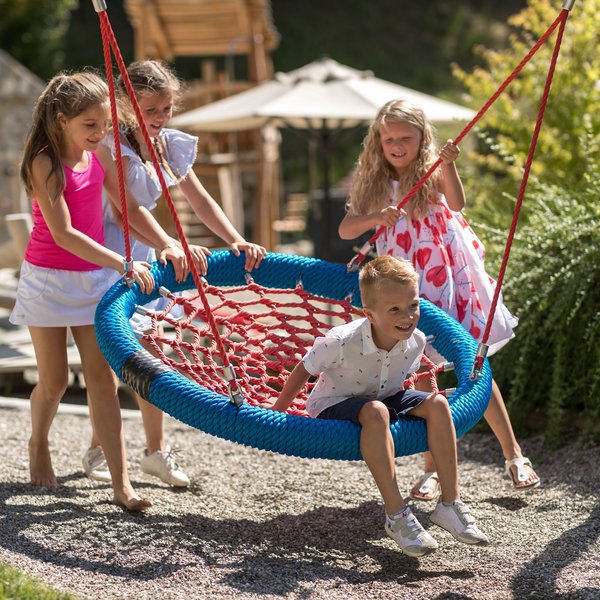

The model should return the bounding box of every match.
[0,398,598,600]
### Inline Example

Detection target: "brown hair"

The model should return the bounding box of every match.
[347,99,442,220]
[116,60,182,177]
[359,255,418,308]
[116,60,181,131]
[20,71,108,204]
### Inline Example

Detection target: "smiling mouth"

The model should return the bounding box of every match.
[395,324,412,331]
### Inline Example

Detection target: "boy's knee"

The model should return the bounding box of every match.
[358,401,389,426]
[422,393,451,417]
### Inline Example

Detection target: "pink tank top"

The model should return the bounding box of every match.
[25,151,105,271]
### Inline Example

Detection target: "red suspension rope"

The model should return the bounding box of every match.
[470,6,570,379]
[94,3,243,403]
[348,7,571,273]
[99,13,132,277]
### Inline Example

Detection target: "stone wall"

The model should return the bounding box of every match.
[0,50,45,243]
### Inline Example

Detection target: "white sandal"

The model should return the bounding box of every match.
[504,457,541,491]
[409,471,440,501]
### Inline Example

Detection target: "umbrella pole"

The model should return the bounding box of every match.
[320,123,332,262]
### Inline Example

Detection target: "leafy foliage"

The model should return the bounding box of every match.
[0,0,77,79]
[454,0,600,226]
[488,163,600,446]
[452,1,600,444]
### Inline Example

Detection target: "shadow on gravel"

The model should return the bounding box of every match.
[0,482,475,592]
[510,502,600,599]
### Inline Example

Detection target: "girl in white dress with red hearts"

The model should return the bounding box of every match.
[339,99,540,495]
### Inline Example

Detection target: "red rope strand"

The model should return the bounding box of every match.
[99,15,132,272]
[96,11,234,380]
[480,8,569,346]
[349,8,569,270]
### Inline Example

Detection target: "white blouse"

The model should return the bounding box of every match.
[102,128,198,260]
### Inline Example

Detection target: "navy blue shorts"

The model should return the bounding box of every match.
[317,389,430,425]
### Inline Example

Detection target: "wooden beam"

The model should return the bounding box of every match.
[134,4,148,61]
[144,0,174,60]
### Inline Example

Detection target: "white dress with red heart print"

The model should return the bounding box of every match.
[376,190,518,357]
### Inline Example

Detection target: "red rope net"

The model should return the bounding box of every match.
[137,284,452,415]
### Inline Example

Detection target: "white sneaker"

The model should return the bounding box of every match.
[430,500,489,545]
[385,508,439,557]
[140,445,190,487]
[82,446,111,482]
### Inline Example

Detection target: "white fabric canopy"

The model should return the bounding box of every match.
[171,58,475,132]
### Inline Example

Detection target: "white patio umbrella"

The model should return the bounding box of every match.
[171,58,475,259]
[172,57,475,131]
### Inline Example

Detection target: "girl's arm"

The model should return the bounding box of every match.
[106,197,211,276]
[270,362,311,412]
[338,206,404,240]
[30,154,154,293]
[178,169,266,271]
[97,145,188,282]
[439,140,466,211]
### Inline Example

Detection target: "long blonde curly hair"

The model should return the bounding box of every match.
[347,99,442,220]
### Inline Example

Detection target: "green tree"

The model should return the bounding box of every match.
[0,0,78,79]
[453,0,600,226]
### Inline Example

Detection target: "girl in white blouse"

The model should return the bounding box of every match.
[83,60,266,487]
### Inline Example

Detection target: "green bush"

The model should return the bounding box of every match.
[450,0,600,445]
[487,159,600,446]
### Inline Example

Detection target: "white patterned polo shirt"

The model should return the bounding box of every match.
[303,318,426,417]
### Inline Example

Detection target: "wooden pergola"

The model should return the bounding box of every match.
[124,0,279,82]
[124,0,281,248]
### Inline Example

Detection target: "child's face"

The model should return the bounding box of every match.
[137,91,175,137]
[380,121,422,174]
[364,279,420,351]
[59,102,110,152]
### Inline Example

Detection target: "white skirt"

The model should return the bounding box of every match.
[10,260,121,327]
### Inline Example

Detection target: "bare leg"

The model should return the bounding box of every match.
[410,394,459,502]
[27,327,70,487]
[484,380,539,488]
[88,334,164,453]
[137,334,165,453]
[413,376,437,493]
[72,325,151,511]
[358,402,406,516]
[415,375,538,489]
[137,396,165,453]
[88,396,100,448]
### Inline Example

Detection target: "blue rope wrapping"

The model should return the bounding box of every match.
[95,251,492,460]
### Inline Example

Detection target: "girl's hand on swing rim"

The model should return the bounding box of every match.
[130,261,155,294]
[158,243,188,283]
[188,244,211,276]
[230,241,267,272]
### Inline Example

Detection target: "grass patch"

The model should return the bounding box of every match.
[0,563,78,600]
